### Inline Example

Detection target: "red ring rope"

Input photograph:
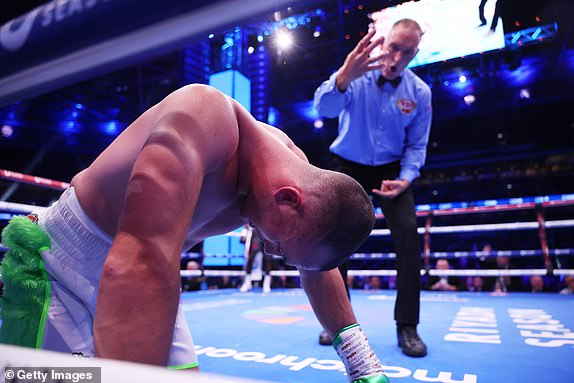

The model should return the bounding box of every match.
[0,169,69,191]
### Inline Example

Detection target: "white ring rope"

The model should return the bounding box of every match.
[370,219,574,236]
[0,201,47,214]
[178,269,574,278]
[350,248,574,260]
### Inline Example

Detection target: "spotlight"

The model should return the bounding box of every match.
[257,35,264,43]
[313,26,321,38]
[103,121,119,135]
[459,75,467,83]
[208,33,214,39]
[247,46,255,54]
[275,30,293,50]
[519,88,530,99]
[1,124,13,138]
[463,94,476,105]
[313,119,324,129]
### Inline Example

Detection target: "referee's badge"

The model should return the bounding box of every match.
[397,98,416,115]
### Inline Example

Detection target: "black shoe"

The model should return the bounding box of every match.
[318,330,333,346]
[397,325,427,357]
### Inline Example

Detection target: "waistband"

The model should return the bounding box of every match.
[39,187,112,263]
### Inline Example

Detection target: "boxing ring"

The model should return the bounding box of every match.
[1,169,573,383]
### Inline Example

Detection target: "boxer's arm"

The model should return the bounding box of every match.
[299,269,356,337]
[94,127,204,365]
[300,269,388,382]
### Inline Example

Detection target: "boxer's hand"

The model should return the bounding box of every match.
[333,324,389,382]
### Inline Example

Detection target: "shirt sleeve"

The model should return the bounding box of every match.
[313,71,352,118]
[400,87,432,184]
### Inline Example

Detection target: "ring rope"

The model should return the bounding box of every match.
[369,219,574,236]
[178,269,574,278]
[0,169,69,191]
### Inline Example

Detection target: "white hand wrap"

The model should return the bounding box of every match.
[333,324,387,382]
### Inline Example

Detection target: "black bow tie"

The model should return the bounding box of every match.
[377,75,402,88]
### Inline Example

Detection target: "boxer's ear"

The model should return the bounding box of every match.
[274,186,301,207]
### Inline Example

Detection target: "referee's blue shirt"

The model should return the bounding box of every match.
[314,69,432,184]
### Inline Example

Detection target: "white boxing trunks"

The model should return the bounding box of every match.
[4,187,197,369]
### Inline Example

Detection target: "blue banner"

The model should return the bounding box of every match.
[0,0,212,79]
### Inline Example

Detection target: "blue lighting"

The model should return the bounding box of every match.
[501,63,537,86]
[267,107,278,125]
[279,100,318,123]
[103,121,119,135]
[209,70,251,112]
[62,120,79,133]
[257,35,264,43]
[0,213,15,220]
[208,33,214,39]
[286,16,297,29]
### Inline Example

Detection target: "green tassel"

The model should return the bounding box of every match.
[0,216,52,348]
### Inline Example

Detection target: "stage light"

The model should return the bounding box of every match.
[208,33,214,39]
[314,119,324,129]
[459,75,467,83]
[275,30,293,50]
[313,27,321,38]
[268,107,278,125]
[519,88,530,99]
[247,46,255,54]
[1,124,13,138]
[257,35,264,43]
[463,94,475,105]
[103,121,119,135]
